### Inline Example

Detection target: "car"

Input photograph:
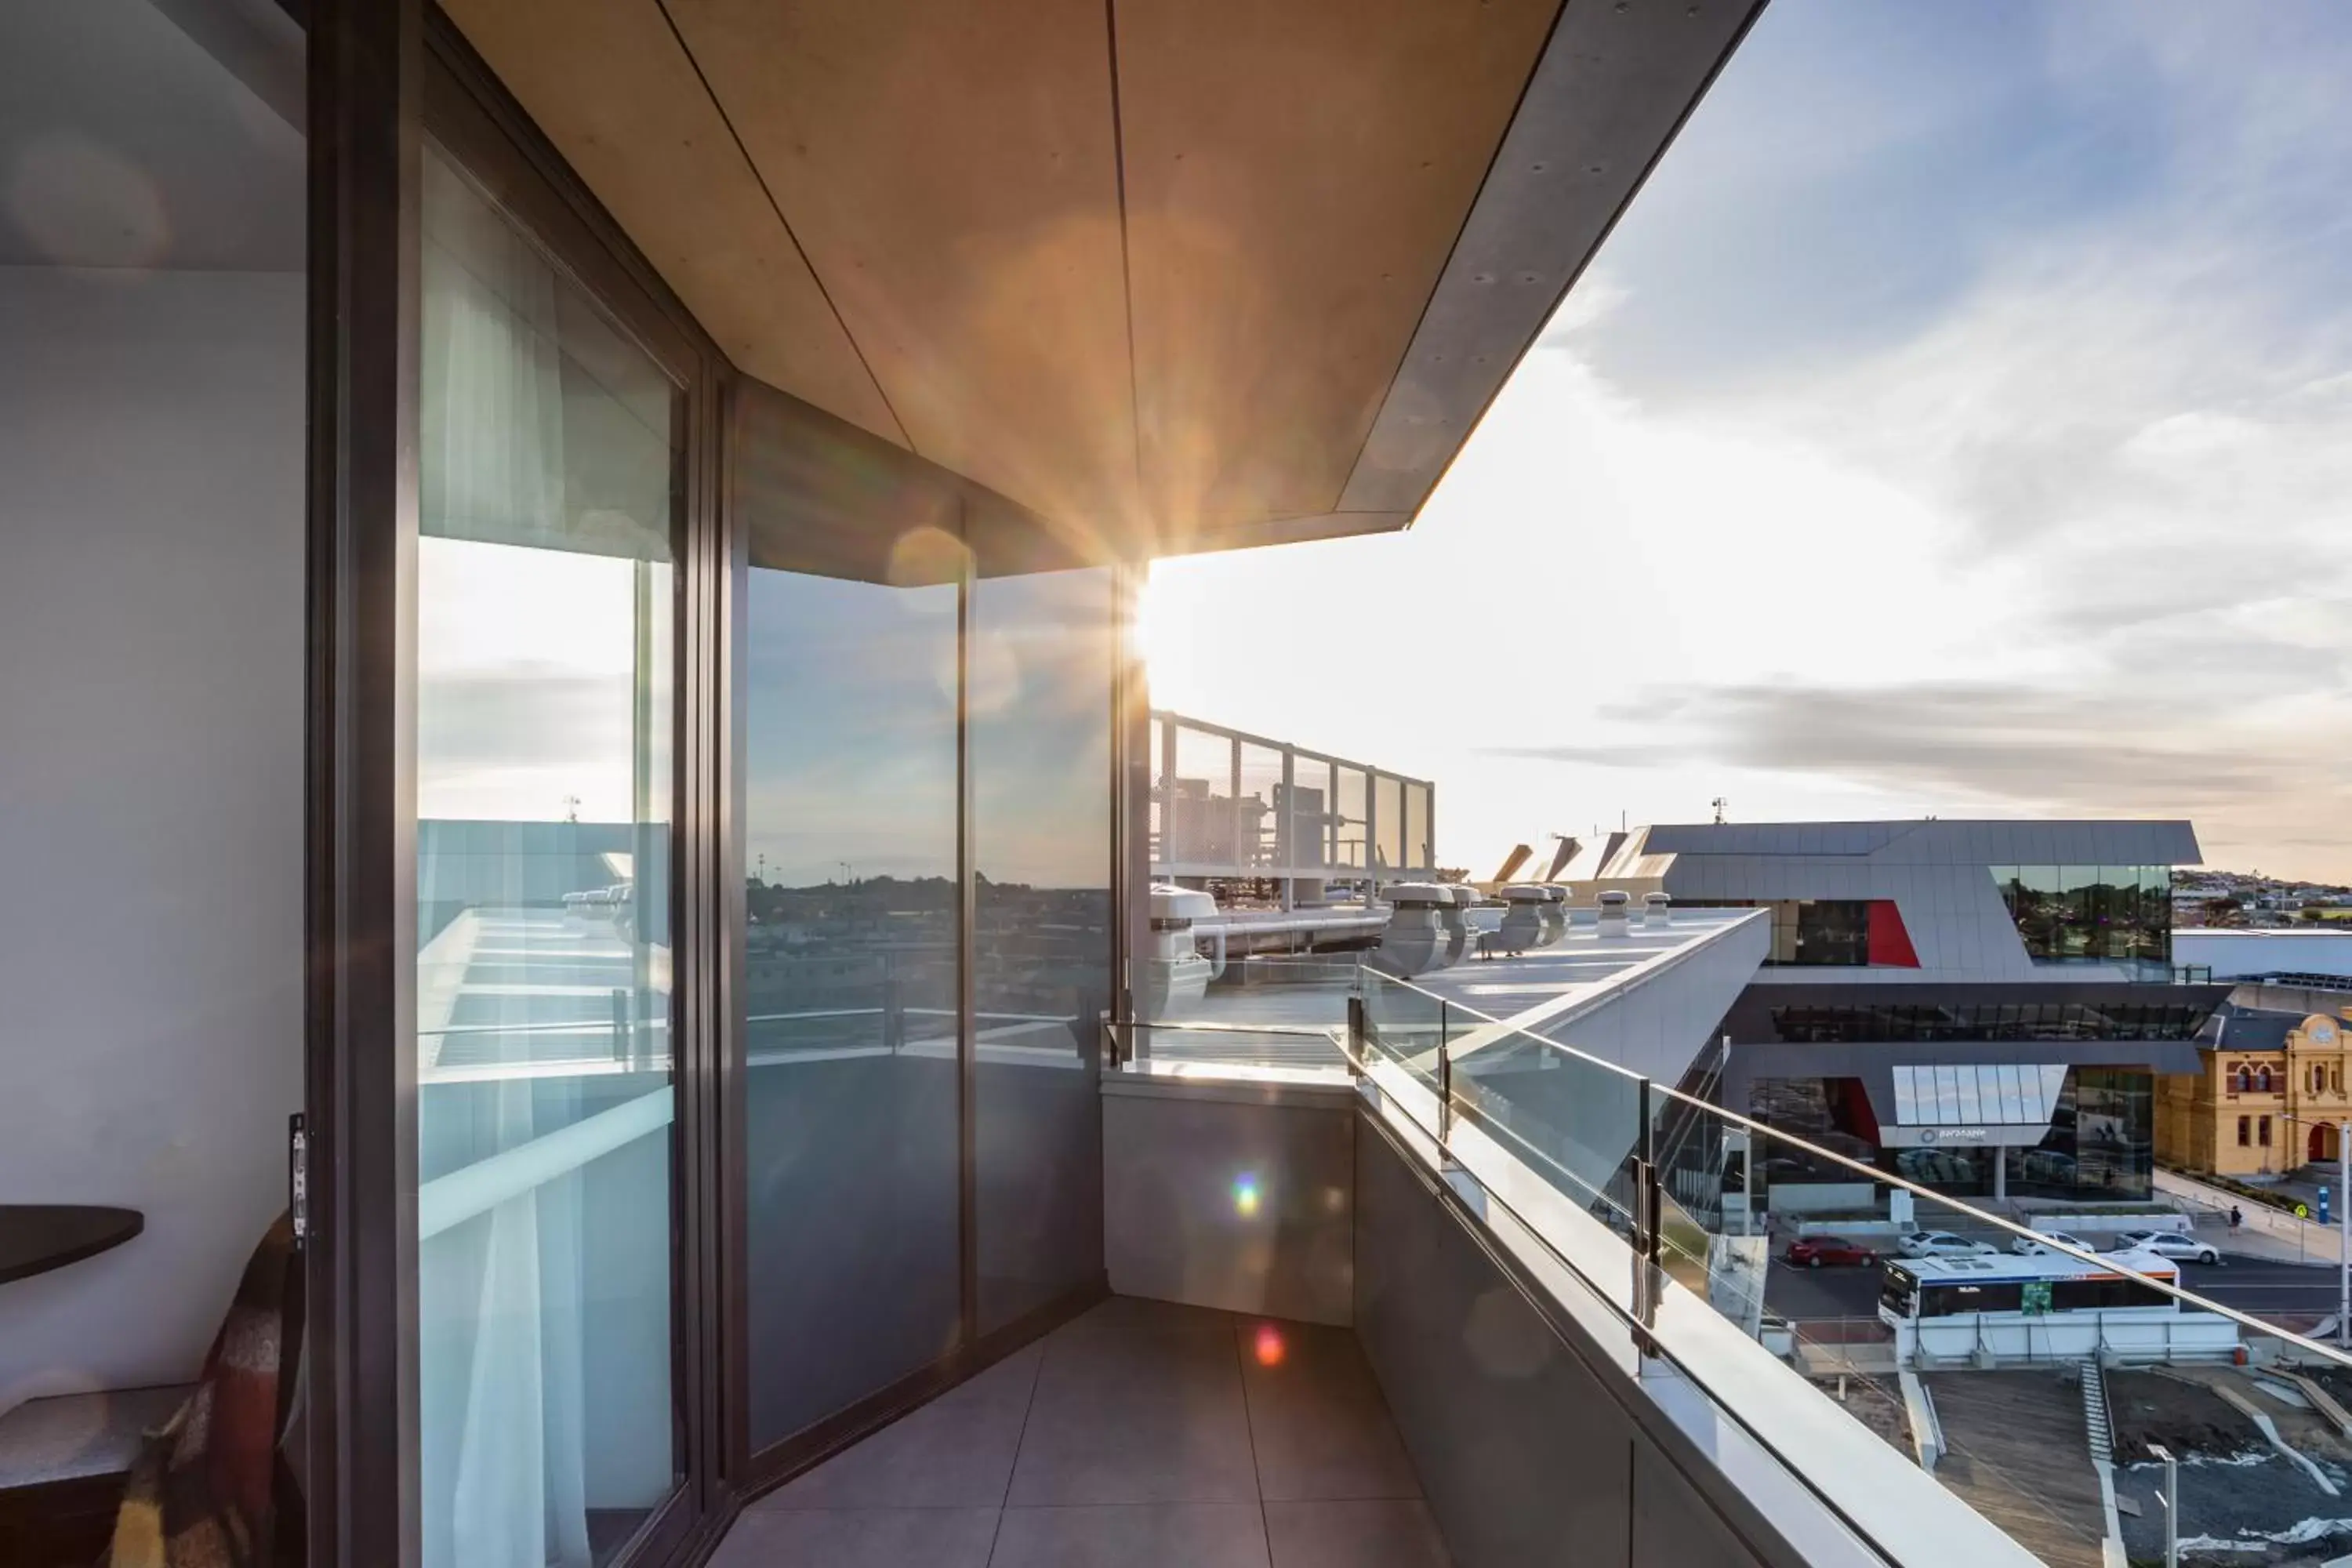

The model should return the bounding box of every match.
[2009,1229,2093,1257]
[1896,1230,1997,1259]
[2111,1229,2221,1265]
[1784,1236,1878,1269]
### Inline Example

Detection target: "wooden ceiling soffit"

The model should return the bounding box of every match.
[1340,0,1765,515]
[734,379,960,583]
[1152,510,1417,563]
[440,0,905,448]
[665,0,1141,535]
[736,378,1120,582]
[1115,0,1561,543]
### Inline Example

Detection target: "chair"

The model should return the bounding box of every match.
[103,1213,303,1567]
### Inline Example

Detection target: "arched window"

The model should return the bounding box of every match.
[2238,1066,2253,1092]
[2259,1065,2274,1093]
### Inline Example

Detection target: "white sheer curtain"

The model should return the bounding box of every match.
[417,148,593,1568]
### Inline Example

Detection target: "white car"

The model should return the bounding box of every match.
[1897,1230,1996,1259]
[2113,1229,2220,1265]
[2009,1229,2093,1257]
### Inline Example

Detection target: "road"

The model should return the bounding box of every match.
[1765,1249,2349,1327]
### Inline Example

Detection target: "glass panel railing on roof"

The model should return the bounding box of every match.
[1168,722,1237,870]
[1236,741,1284,873]
[1334,765,1367,871]
[1341,971,2352,1568]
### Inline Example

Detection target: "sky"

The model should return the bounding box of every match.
[1142,0,2352,885]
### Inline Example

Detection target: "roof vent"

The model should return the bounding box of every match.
[1597,888,1632,939]
[1377,883,1453,975]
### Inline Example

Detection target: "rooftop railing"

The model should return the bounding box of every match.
[1114,960,2352,1566]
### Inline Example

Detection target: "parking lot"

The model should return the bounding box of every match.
[1764,1242,2347,1326]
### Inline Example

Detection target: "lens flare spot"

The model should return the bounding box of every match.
[1233,1175,1261,1218]
[1254,1325,1285,1367]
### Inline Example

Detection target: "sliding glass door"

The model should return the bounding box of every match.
[412,136,684,1568]
[728,387,1118,1474]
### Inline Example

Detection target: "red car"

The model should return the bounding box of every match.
[1783,1236,1878,1269]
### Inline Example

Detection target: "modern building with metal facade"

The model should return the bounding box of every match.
[1552,820,2224,1206]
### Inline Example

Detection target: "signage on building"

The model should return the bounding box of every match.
[1882,1121,2055,1149]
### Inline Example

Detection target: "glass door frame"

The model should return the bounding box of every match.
[305,3,732,1563]
[310,3,1141,1561]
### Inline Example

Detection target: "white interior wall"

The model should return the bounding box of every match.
[0,265,303,1413]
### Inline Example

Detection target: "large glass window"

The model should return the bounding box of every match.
[1752,899,1872,965]
[1993,865,2172,968]
[971,568,1114,1331]
[740,524,962,1449]
[414,142,681,1568]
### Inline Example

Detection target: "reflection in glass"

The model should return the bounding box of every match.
[742,557,960,1449]
[1991,865,2172,971]
[972,568,1112,1331]
[414,143,679,1568]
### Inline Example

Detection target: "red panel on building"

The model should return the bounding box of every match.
[1832,1076,1882,1145]
[1867,900,1920,967]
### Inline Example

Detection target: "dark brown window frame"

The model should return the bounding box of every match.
[306,8,1131,1566]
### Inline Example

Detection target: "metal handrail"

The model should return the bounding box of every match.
[1345,1041,1946,1566]
[1111,1018,1346,1040]
[1360,969,2352,1374]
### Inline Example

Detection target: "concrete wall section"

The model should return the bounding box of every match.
[1102,1076,1355,1326]
[0,267,304,1412]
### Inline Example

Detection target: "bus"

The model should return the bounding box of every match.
[1878,1250,2237,1367]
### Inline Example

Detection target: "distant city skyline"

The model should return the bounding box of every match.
[1144,0,2352,885]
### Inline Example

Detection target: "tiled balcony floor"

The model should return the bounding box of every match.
[711,1297,1451,1568]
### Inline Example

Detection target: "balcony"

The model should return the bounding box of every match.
[711,1298,1440,1568]
[702,925,2352,1568]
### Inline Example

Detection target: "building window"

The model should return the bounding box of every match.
[1759,899,1872,966]
[1987,864,2172,967]
[2261,1116,2274,1147]
[2236,1066,2252,1093]
[1768,1000,2214,1044]
[415,138,688,1562]
[2259,1065,2274,1093]
[2239,1116,2252,1146]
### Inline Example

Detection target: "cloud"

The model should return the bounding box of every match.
[1489,678,2352,864]
[1149,2,2352,882]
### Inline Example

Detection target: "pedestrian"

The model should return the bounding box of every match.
[2230,1204,2244,1232]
